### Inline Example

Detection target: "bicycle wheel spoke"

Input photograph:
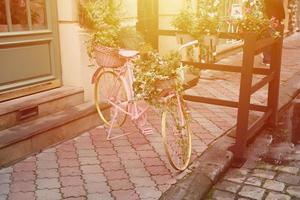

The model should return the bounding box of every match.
[162,100,192,171]
[95,70,128,127]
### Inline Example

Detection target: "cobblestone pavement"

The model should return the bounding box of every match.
[0,34,299,200]
[206,105,300,200]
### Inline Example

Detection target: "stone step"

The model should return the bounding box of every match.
[0,102,106,167]
[0,86,84,131]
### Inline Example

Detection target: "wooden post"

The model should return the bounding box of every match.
[267,37,283,127]
[232,33,256,166]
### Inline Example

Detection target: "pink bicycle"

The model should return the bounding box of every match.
[92,42,196,170]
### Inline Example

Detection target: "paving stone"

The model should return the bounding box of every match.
[61,186,86,198]
[252,169,276,179]
[265,192,291,200]
[130,177,156,187]
[58,159,79,167]
[146,166,170,176]
[10,181,35,192]
[111,190,139,200]
[137,150,159,158]
[36,189,61,200]
[104,170,128,180]
[276,173,300,185]
[135,186,162,199]
[0,174,10,184]
[244,176,264,186]
[13,162,36,172]
[87,192,113,200]
[96,148,116,156]
[108,179,134,190]
[60,176,83,187]
[85,182,110,194]
[118,153,140,160]
[275,166,299,175]
[263,180,285,192]
[81,165,103,174]
[126,168,150,177]
[223,169,249,183]
[238,185,265,200]
[256,163,275,170]
[0,195,7,200]
[83,173,106,183]
[98,155,120,163]
[0,167,13,174]
[212,189,236,200]
[60,167,82,176]
[8,192,35,200]
[215,180,241,193]
[36,169,59,179]
[286,186,300,198]
[77,150,97,158]
[37,152,57,161]
[64,197,87,200]
[151,175,176,185]
[121,160,145,169]
[36,178,60,189]
[114,146,136,153]
[57,151,77,159]
[78,157,99,165]
[141,157,165,166]
[157,184,171,193]
[0,184,9,195]
[37,160,58,169]
[101,162,124,171]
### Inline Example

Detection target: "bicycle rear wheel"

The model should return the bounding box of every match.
[94,70,128,128]
[161,96,192,170]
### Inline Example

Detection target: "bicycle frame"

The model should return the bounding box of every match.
[99,60,151,140]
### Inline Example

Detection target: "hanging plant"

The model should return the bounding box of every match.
[132,51,185,109]
[237,0,281,38]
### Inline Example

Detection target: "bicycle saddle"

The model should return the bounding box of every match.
[119,49,139,58]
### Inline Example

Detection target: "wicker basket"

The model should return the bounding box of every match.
[94,46,126,68]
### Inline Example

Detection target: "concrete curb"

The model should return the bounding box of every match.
[160,43,300,200]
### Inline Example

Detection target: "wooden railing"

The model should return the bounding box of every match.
[182,32,283,167]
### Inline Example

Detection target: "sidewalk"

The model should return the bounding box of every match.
[205,96,300,200]
[0,33,300,200]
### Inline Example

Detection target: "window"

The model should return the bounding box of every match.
[0,0,47,32]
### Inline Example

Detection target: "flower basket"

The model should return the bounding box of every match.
[156,78,177,92]
[155,78,176,99]
[94,46,126,68]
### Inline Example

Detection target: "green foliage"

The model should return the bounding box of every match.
[79,0,146,58]
[79,0,122,58]
[172,0,221,37]
[79,0,121,31]
[238,0,281,38]
[132,51,184,109]
[172,8,196,34]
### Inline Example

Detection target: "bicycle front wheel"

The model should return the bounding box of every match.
[94,70,128,128]
[161,97,192,171]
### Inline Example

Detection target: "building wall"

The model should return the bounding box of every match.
[57,0,138,101]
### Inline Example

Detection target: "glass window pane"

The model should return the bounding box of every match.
[0,1,8,32]
[11,0,29,31]
[31,0,47,30]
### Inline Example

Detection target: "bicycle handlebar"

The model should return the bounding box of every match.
[178,40,199,52]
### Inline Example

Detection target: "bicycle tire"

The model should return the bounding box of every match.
[94,70,128,128]
[161,96,192,171]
